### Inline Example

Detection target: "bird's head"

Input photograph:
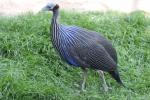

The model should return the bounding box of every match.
[42,3,59,11]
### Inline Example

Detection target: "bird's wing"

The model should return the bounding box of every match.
[69,43,117,71]
[66,25,118,63]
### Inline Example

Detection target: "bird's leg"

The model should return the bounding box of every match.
[81,68,87,92]
[97,70,109,92]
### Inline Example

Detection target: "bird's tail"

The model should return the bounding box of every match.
[108,69,125,86]
[109,69,134,92]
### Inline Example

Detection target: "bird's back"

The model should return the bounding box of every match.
[65,25,118,63]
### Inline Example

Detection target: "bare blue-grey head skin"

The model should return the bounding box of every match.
[42,3,125,92]
[42,3,58,11]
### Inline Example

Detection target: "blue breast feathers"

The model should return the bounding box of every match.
[60,33,79,67]
[66,57,79,66]
[61,49,79,66]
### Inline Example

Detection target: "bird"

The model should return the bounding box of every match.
[42,3,124,92]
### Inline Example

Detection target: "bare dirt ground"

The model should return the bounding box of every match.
[0,0,150,16]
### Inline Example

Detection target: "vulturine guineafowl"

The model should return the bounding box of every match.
[42,3,124,92]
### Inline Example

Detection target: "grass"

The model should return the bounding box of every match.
[0,10,150,100]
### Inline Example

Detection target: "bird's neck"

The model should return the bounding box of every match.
[51,9,59,25]
[51,9,60,45]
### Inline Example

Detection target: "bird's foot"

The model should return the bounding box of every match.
[81,88,86,92]
[102,84,112,92]
[103,84,108,92]
[80,82,86,92]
